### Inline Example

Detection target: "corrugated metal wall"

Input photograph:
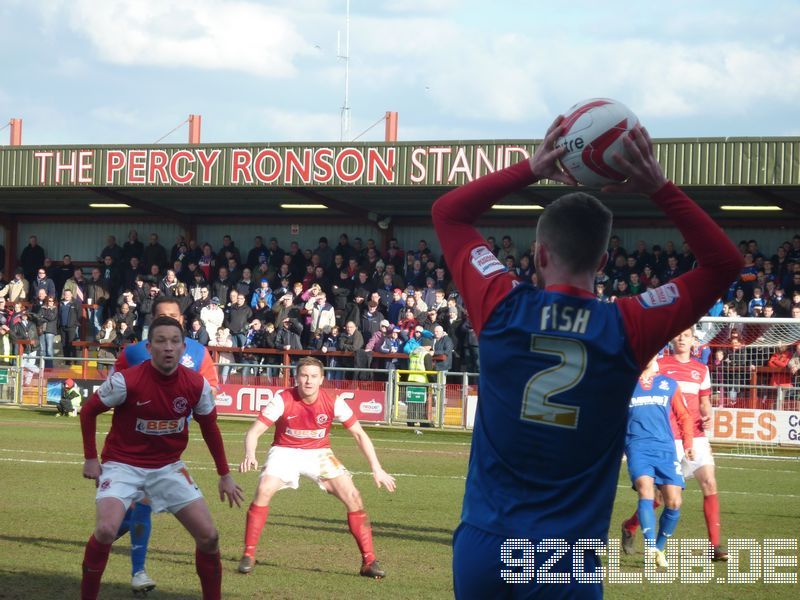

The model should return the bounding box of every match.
[196,223,381,255]
[16,223,183,263]
[10,221,795,267]
[394,226,795,263]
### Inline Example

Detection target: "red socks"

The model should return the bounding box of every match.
[623,497,661,534]
[81,534,111,600]
[347,510,376,565]
[243,503,270,558]
[703,494,721,546]
[195,548,222,600]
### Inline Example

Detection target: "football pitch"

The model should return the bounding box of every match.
[1,408,798,599]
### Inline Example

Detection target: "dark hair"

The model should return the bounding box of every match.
[152,295,181,314]
[147,316,184,342]
[536,191,612,274]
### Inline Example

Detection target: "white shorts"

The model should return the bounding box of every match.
[96,460,203,514]
[261,446,349,491]
[675,437,715,479]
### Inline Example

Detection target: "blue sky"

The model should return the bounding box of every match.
[1,0,798,145]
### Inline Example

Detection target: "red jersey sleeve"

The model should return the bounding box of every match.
[616,182,743,369]
[670,389,693,451]
[432,161,533,336]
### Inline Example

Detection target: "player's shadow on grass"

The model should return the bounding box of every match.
[0,534,196,567]
[0,568,197,600]
[273,513,454,545]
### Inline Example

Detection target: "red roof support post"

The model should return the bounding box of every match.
[9,118,22,146]
[384,111,398,142]
[188,114,202,144]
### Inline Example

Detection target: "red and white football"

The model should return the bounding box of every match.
[555,98,640,187]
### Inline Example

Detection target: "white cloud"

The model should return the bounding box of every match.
[65,0,311,77]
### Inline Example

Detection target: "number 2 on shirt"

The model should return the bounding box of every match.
[521,335,586,429]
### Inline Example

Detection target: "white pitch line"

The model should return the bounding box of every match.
[2,455,800,498]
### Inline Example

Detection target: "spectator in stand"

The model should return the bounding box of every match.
[306,291,336,334]
[240,319,267,376]
[385,288,405,325]
[333,233,356,263]
[678,241,696,272]
[319,325,343,380]
[398,308,419,338]
[607,234,626,265]
[113,301,137,330]
[245,236,267,270]
[748,286,766,316]
[731,287,748,316]
[285,241,305,281]
[99,255,121,300]
[497,235,518,263]
[31,295,58,368]
[95,319,119,373]
[6,268,29,303]
[612,279,632,299]
[159,269,179,297]
[173,282,192,317]
[432,324,454,372]
[212,266,232,305]
[168,235,186,265]
[121,256,144,292]
[86,268,110,338]
[786,268,800,296]
[116,320,137,345]
[770,287,791,317]
[198,244,216,282]
[138,286,161,340]
[122,229,144,264]
[313,237,333,269]
[517,255,534,281]
[485,236,500,257]
[59,288,82,359]
[661,255,682,282]
[32,267,56,299]
[265,237,285,272]
[215,327,235,384]
[225,291,252,348]
[189,285,211,320]
[235,268,255,304]
[99,235,123,266]
[220,234,242,266]
[143,233,168,271]
[360,301,384,340]
[251,279,274,310]
[788,235,800,263]
[19,235,46,283]
[11,309,40,385]
[274,316,303,354]
[145,264,161,287]
[338,320,364,373]
[738,252,758,296]
[631,240,652,270]
[627,272,643,295]
[421,308,440,332]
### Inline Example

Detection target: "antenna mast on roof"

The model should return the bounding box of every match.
[337,0,351,141]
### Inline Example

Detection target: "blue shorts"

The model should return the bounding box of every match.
[626,447,684,488]
[452,522,603,599]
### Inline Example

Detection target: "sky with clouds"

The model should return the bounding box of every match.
[1,0,798,145]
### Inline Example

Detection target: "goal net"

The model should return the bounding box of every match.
[695,317,800,454]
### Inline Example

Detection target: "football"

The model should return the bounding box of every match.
[555,98,640,187]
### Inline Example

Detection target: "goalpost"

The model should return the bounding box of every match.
[694,317,800,455]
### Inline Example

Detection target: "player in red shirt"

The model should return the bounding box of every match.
[79,316,244,600]
[622,327,728,561]
[237,357,396,578]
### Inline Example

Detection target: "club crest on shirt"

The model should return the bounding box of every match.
[316,413,329,425]
[637,283,679,308]
[469,246,505,278]
[181,354,196,368]
[690,370,701,381]
[173,396,189,413]
[659,380,670,391]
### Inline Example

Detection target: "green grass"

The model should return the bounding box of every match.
[0,407,798,599]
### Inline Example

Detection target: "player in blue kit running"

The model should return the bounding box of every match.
[111,295,220,594]
[625,357,693,568]
[433,117,742,598]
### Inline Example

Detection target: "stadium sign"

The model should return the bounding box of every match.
[214,383,387,422]
[711,408,800,447]
[0,143,535,187]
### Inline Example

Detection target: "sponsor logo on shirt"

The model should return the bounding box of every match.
[637,283,679,308]
[136,417,186,435]
[469,246,506,278]
[173,396,189,414]
[285,427,326,439]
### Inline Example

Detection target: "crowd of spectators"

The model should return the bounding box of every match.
[1,231,800,382]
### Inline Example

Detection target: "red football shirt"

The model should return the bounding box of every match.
[258,387,358,449]
[659,355,711,438]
